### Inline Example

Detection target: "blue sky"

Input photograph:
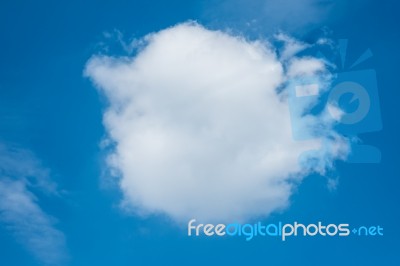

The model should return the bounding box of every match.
[0,0,399,265]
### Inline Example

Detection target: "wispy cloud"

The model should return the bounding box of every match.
[0,144,68,265]
[202,0,371,37]
[203,0,337,34]
[0,144,58,195]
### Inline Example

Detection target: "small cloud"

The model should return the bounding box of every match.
[327,177,339,192]
[101,29,144,55]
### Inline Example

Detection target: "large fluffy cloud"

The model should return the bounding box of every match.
[86,22,348,223]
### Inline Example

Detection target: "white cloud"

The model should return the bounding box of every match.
[275,33,310,60]
[0,144,67,265]
[86,22,348,223]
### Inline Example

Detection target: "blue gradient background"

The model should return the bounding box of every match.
[0,0,399,265]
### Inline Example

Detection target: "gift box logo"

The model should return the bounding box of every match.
[288,39,382,163]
